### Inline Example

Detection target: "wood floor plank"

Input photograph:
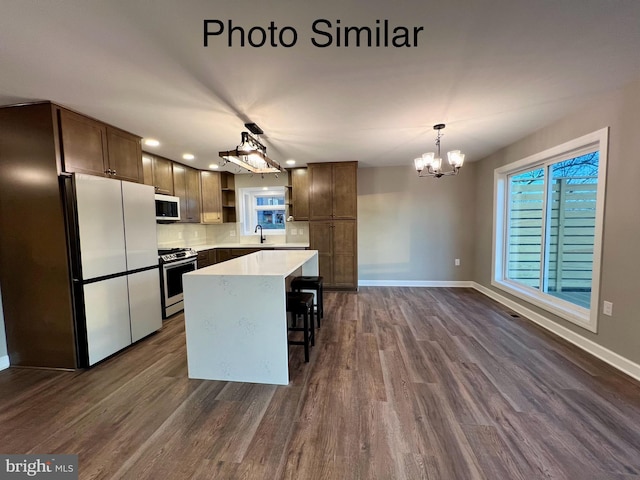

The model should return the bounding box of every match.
[1,287,639,479]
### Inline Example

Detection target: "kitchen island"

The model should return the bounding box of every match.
[182,249,318,385]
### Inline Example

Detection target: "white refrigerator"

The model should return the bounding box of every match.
[66,173,162,366]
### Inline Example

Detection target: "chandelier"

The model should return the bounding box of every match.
[219,123,282,174]
[414,124,465,178]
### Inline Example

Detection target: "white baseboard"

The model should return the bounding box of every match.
[0,355,9,371]
[471,282,640,383]
[358,280,473,288]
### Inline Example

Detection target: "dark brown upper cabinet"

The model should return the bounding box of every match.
[142,153,174,195]
[106,126,142,182]
[173,163,201,223]
[289,167,309,221]
[200,170,222,224]
[309,162,357,220]
[59,108,142,183]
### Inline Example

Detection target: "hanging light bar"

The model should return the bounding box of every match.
[219,127,282,174]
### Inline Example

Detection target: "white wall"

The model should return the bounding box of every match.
[358,164,476,283]
[473,78,640,365]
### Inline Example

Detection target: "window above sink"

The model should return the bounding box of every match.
[239,186,286,237]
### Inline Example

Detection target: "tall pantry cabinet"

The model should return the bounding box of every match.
[308,161,358,290]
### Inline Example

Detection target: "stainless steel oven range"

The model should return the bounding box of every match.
[159,248,198,318]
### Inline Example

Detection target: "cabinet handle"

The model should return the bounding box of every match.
[112,170,117,176]
[105,169,112,175]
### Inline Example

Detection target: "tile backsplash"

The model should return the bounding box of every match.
[156,222,309,247]
[156,223,208,248]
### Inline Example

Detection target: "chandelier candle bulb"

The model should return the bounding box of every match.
[422,152,435,166]
[447,150,465,167]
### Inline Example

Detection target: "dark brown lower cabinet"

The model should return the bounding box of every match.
[309,219,357,290]
[216,248,263,263]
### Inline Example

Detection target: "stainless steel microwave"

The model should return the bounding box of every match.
[155,194,180,222]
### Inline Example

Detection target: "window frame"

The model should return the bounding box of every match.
[492,128,609,332]
[238,186,286,236]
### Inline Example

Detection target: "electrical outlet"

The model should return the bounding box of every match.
[603,301,613,316]
[194,231,198,238]
[291,228,298,236]
[455,258,460,266]
[178,232,183,240]
[230,230,236,237]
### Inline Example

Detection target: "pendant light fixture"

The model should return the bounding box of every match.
[414,124,465,178]
[219,123,282,174]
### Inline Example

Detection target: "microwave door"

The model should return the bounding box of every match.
[155,195,180,221]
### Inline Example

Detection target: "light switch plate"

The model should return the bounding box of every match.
[603,301,613,316]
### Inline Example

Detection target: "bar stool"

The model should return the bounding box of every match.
[286,291,315,362]
[291,276,324,328]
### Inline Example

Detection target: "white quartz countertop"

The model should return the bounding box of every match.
[188,249,317,277]
[189,242,309,252]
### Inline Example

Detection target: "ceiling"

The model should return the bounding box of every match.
[2,0,640,172]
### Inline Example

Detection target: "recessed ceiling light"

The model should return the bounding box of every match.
[209,164,219,169]
[143,138,160,147]
[183,153,195,160]
[286,160,296,165]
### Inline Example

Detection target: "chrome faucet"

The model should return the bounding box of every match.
[254,224,266,244]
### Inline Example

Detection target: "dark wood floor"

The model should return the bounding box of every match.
[1,287,639,479]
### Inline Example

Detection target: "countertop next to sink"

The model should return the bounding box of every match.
[188,242,309,252]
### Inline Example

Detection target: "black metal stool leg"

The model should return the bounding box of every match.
[309,305,315,347]
[303,310,310,362]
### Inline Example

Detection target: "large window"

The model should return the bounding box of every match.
[493,128,608,332]
[239,186,286,236]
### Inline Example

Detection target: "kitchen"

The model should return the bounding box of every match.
[0,101,356,371]
[2,1,640,478]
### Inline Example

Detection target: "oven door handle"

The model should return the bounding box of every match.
[162,257,197,268]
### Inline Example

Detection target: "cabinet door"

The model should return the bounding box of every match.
[216,248,233,263]
[59,109,108,176]
[129,268,162,343]
[172,163,188,223]
[309,221,334,285]
[309,164,334,220]
[333,162,357,219]
[291,168,309,220]
[141,154,154,187]
[200,171,222,224]
[333,219,357,288]
[197,250,210,268]
[231,248,261,258]
[107,127,142,183]
[153,156,174,195]
[185,166,202,222]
